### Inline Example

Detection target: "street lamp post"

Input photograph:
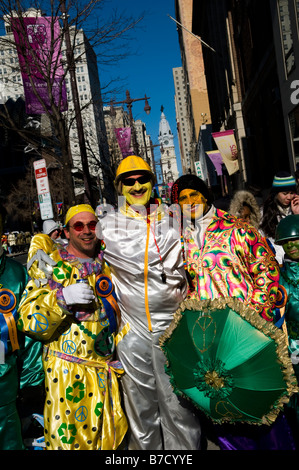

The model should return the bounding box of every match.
[110,90,151,155]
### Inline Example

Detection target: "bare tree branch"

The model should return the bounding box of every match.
[0,0,144,222]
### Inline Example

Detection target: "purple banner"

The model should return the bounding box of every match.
[11,17,67,114]
[114,127,133,157]
[206,151,223,176]
[56,202,63,216]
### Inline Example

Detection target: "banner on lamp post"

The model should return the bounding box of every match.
[206,151,223,176]
[11,16,67,114]
[114,127,133,158]
[33,159,53,220]
[56,202,63,217]
[212,130,239,175]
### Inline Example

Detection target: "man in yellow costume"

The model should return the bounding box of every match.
[18,204,127,450]
[97,156,202,450]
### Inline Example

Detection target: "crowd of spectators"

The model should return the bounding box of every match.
[1,230,32,255]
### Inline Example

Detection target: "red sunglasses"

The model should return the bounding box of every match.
[69,221,97,232]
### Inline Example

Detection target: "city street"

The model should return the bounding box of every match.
[0,0,298,453]
[10,251,27,267]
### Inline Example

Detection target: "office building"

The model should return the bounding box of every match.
[0,9,113,203]
[173,66,193,174]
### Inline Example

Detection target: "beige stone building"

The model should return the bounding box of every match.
[175,0,212,174]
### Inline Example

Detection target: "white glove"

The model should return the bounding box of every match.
[63,283,95,306]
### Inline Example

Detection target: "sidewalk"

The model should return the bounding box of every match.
[6,250,28,257]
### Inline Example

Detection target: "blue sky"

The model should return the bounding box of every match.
[0,0,183,175]
[98,0,183,175]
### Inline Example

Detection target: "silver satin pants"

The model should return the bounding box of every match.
[117,328,202,450]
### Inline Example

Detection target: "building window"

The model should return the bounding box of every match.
[278,0,295,76]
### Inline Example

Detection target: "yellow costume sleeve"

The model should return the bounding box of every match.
[18,278,70,341]
[18,234,72,341]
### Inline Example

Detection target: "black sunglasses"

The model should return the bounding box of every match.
[122,175,151,186]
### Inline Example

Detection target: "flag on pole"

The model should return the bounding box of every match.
[206,150,223,176]
[56,202,63,217]
[212,130,239,175]
[11,16,67,114]
[114,127,133,157]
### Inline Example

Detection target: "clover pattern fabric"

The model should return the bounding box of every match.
[17,234,127,450]
[183,209,279,321]
[0,253,44,450]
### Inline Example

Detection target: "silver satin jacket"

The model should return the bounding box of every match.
[99,202,187,339]
[98,202,201,451]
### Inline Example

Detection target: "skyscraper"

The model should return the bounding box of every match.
[173,66,193,174]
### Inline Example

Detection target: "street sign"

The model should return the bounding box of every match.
[33,159,53,220]
[194,160,204,179]
[38,193,54,220]
[34,159,50,195]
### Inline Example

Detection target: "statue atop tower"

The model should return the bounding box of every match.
[158,107,179,184]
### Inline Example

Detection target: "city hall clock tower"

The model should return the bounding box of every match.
[158,106,179,183]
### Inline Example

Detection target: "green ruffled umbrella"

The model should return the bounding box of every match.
[159,297,298,425]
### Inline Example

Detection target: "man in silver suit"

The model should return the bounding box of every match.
[97,155,201,450]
